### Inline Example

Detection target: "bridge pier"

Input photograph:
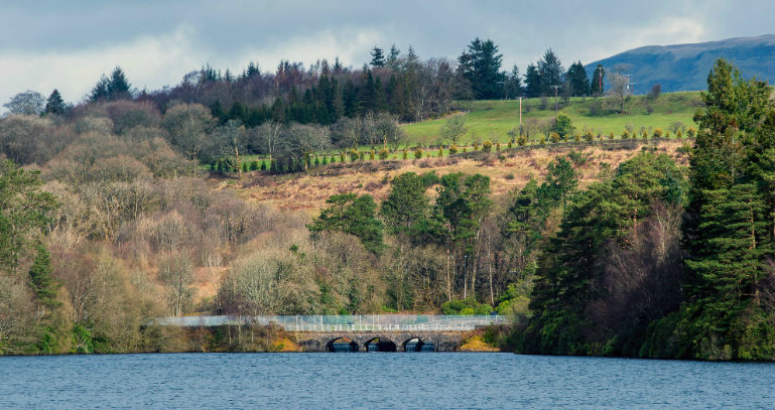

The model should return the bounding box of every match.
[292,331,466,352]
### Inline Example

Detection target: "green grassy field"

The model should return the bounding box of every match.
[206,91,702,172]
[402,91,703,145]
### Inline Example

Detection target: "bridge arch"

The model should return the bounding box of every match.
[403,336,434,352]
[364,337,397,352]
[326,336,359,352]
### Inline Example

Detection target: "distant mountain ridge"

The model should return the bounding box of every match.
[585,35,775,93]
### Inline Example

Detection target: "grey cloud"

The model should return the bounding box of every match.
[0,0,772,106]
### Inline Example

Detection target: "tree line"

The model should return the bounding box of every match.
[1,58,770,360]
[5,38,609,129]
[518,59,774,360]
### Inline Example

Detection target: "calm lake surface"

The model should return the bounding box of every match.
[0,353,772,410]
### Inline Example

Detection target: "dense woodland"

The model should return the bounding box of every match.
[0,48,772,359]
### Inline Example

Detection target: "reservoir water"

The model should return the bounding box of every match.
[0,353,772,409]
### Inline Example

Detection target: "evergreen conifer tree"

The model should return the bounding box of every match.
[28,243,59,308]
[44,89,66,115]
[107,66,131,100]
[370,47,386,67]
[524,63,542,98]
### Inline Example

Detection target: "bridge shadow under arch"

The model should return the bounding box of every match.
[326,336,359,352]
[403,337,434,352]
[364,337,397,352]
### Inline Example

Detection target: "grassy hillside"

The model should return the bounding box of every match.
[234,140,690,215]
[402,92,702,145]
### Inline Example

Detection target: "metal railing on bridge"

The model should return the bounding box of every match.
[153,314,507,332]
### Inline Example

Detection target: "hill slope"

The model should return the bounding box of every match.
[585,35,775,93]
[402,92,701,144]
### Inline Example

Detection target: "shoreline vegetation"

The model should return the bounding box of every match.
[1,53,772,360]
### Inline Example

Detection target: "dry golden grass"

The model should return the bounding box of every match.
[220,140,689,217]
[458,334,500,352]
[273,337,303,352]
[192,267,225,304]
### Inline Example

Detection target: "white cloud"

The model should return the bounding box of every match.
[231,27,383,71]
[0,26,201,109]
[0,25,382,111]
[634,17,706,46]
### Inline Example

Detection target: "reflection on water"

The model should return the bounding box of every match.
[0,353,772,410]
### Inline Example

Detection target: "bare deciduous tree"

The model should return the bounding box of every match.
[0,274,35,351]
[278,124,331,169]
[161,103,214,160]
[158,252,194,316]
[3,90,45,116]
[214,120,248,179]
[0,115,54,165]
[252,120,283,162]
[607,70,630,114]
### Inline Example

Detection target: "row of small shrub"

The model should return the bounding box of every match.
[212,127,698,173]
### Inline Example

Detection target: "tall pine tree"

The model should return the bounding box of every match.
[107,66,132,100]
[524,63,542,98]
[566,61,590,97]
[370,46,386,68]
[537,49,564,96]
[28,242,59,308]
[645,59,775,360]
[44,89,66,115]
[457,38,505,99]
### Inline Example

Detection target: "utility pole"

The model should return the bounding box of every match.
[625,74,631,95]
[552,85,560,117]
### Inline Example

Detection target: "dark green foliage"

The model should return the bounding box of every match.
[504,65,522,99]
[107,67,132,99]
[89,67,132,102]
[538,49,564,97]
[381,172,429,238]
[370,47,385,67]
[71,323,95,354]
[505,179,549,260]
[551,114,575,138]
[644,59,775,360]
[308,193,385,254]
[590,64,605,95]
[44,89,66,115]
[28,243,60,308]
[566,61,590,97]
[435,173,492,255]
[521,152,686,356]
[525,63,542,98]
[441,298,493,315]
[458,38,505,99]
[420,171,441,187]
[543,156,578,213]
[89,76,110,102]
[0,160,57,273]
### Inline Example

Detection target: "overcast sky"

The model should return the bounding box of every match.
[1,0,772,110]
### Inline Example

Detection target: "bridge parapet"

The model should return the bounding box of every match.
[155,314,507,332]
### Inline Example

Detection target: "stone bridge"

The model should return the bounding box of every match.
[155,314,507,352]
[293,331,466,352]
